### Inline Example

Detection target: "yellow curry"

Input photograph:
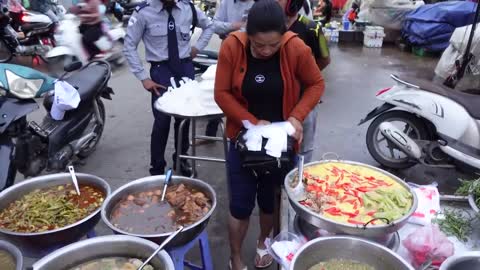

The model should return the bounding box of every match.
[299,162,413,225]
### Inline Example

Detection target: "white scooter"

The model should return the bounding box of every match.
[46,13,125,67]
[359,74,480,171]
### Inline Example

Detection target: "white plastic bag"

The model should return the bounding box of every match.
[407,183,440,226]
[265,232,306,269]
[51,80,81,120]
[402,224,454,268]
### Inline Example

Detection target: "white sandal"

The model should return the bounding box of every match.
[229,259,248,270]
[255,246,273,269]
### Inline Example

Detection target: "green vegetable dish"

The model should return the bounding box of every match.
[69,257,157,270]
[309,259,374,270]
[0,184,104,233]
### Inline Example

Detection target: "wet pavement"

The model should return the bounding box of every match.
[6,39,475,269]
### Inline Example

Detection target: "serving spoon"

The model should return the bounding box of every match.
[137,226,184,270]
[68,165,81,195]
[161,168,173,202]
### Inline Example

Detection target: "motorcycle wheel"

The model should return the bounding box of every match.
[78,99,106,158]
[366,110,431,169]
[0,40,13,63]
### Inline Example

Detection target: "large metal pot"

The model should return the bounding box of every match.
[32,235,175,270]
[101,175,217,248]
[440,251,480,270]
[284,160,418,238]
[290,236,414,270]
[0,240,23,270]
[0,173,111,257]
[468,194,479,213]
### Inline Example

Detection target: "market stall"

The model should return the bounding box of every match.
[272,158,480,270]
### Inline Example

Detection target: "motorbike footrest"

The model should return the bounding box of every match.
[29,121,49,139]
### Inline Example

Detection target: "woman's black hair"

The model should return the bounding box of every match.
[246,0,287,36]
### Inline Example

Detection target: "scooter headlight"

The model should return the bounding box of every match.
[6,70,44,99]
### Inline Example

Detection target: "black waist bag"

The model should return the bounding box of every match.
[235,128,296,174]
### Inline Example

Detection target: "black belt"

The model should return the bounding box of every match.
[149,57,192,66]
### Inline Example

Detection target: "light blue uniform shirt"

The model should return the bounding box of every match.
[123,0,214,81]
[213,0,253,36]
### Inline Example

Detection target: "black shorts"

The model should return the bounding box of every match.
[227,143,292,220]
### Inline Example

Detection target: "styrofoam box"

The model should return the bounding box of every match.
[363,26,385,48]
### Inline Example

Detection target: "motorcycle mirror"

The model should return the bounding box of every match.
[64,61,82,73]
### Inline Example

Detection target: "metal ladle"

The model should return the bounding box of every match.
[137,226,184,270]
[291,155,306,200]
[68,165,81,195]
[161,168,173,202]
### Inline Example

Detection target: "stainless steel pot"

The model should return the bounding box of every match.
[0,173,111,256]
[284,160,418,238]
[0,240,23,270]
[32,235,175,270]
[101,175,217,248]
[468,194,479,213]
[290,236,414,270]
[440,252,480,270]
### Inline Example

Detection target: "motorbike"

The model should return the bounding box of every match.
[359,74,480,171]
[111,0,144,26]
[193,50,218,74]
[359,2,480,172]
[0,6,59,63]
[0,61,114,191]
[46,13,126,68]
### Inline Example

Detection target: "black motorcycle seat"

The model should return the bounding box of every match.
[21,22,52,33]
[396,75,480,119]
[65,64,109,102]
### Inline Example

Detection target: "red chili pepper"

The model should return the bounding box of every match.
[306,185,316,192]
[365,176,376,181]
[358,196,364,206]
[339,195,348,202]
[356,187,370,193]
[353,203,358,210]
[299,200,312,206]
[350,177,361,184]
[316,179,325,184]
[366,211,376,216]
[345,199,356,205]
[335,178,341,186]
[342,210,359,218]
[347,219,365,225]
[324,207,342,215]
[352,190,359,197]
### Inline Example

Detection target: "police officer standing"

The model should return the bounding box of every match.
[123,0,214,176]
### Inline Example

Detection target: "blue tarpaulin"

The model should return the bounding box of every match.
[402,1,478,51]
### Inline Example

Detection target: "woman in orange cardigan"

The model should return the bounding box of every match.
[214,0,325,269]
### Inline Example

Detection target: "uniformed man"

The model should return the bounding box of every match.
[123,0,214,176]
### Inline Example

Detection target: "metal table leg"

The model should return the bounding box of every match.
[191,118,197,177]
[176,118,189,176]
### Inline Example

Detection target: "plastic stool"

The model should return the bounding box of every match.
[166,230,213,270]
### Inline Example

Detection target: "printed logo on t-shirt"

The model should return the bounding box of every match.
[255,74,265,83]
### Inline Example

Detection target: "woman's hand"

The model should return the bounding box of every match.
[288,117,303,144]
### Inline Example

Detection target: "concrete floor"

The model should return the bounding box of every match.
[5,38,475,269]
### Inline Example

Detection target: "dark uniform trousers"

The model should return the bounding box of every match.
[149,60,194,175]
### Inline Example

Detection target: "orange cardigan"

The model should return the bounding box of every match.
[214,31,325,140]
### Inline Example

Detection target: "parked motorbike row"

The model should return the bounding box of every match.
[0,0,126,68]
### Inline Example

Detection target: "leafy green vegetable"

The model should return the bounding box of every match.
[434,209,476,243]
[455,177,480,208]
